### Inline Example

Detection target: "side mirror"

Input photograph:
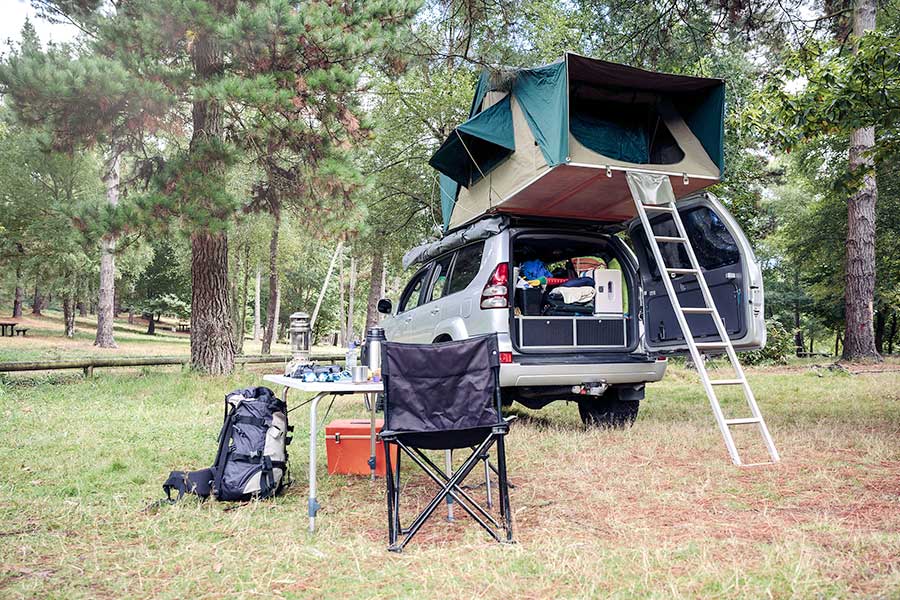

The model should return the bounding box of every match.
[377,298,393,315]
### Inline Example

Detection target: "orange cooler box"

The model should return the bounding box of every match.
[325,419,396,477]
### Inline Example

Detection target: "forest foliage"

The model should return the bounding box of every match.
[0,0,898,366]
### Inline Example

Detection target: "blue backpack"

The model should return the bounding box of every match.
[162,387,292,502]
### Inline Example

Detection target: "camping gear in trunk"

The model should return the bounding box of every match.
[430,53,725,231]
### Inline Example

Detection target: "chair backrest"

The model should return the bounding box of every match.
[381,334,501,434]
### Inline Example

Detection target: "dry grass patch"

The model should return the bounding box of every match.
[0,364,898,598]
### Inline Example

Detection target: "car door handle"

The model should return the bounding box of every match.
[430,308,440,315]
[403,316,413,323]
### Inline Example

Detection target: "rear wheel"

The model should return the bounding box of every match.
[577,387,642,428]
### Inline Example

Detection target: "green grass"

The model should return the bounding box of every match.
[1,362,899,598]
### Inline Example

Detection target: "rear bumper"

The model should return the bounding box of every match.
[499,356,667,387]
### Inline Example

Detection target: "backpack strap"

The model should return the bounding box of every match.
[162,468,213,502]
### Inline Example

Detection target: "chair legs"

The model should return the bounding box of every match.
[383,433,513,552]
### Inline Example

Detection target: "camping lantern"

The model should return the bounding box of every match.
[289,312,311,361]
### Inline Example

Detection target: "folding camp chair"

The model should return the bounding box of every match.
[379,334,514,552]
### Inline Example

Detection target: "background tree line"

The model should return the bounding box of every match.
[1,0,897,371]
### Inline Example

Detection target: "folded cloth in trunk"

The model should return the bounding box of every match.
[543,294,594,316]
[549,286,595,304]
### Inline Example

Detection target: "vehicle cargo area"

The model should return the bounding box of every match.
[510,233,636,352]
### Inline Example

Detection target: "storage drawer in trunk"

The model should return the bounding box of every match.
[515,316,626,349]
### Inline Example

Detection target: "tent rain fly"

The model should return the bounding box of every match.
[429,52,726,231]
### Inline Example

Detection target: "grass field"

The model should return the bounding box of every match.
[1,350,899,598]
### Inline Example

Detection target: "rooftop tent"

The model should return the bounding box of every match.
[428,94,516,188]
[432,53,726,231]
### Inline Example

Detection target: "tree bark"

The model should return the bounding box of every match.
[63,293,76,338]
[13,265,23,318]
[253,265,262,341]
[347,253,357,344]
[874,308,886,354]
[338,253,346,347]
[94,152,120,349]
[793,270,804,356]
[188,29,234,374]
[364,251,385,332]
[128,309,134,325]
[77,301,87,317]
[236,243,251,355]
[146,313,156,335]
[887,311,897,355]
[32,285,43,316]
[261,208,281,355]
[842,0,880,362]
[273,283,282,343]
[190,231,235,374]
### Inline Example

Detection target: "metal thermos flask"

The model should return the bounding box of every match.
[366,326,385,380]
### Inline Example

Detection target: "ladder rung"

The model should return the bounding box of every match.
[654,235,687,243]
[710,379,745,386]
[695,342,728,349]
[666,268,698,275]
[725,417,762,425]
[681,307,714,314]
[739,461,777,468]
[642,204,674,212]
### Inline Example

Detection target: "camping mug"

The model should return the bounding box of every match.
[352,365,369,383]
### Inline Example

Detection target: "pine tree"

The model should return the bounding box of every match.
[4,1,419,373]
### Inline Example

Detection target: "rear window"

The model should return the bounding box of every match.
[640,206,739,279]
[447,242,485,295]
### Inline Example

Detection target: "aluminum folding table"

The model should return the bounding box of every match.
[262,375,383,532]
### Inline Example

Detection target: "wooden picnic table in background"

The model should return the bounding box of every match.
[0,322,17,337]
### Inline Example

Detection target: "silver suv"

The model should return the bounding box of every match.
[378,193,765,426]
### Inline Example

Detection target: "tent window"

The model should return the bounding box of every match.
[569,85,685,165]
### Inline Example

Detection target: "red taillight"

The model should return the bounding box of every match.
[499,351,513,364]
[481,263,509,309]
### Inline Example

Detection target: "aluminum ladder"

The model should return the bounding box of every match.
[626,172,779,467]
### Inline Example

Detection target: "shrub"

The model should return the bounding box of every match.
[741,318,794,365]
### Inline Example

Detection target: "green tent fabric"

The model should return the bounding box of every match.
[570,110,649,164]
[468,71,491,118]
[511,61,569,166]
[439,174,459,231]
[429,94,515,188]
[679,83,725,175]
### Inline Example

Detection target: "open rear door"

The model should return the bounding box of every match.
[629,193,765,353]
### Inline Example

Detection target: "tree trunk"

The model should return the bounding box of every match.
[77,301,87,317]
[274,283,282,343]
[236,244,251,355]
[146,314,156,335]
[63,294,76,338]
[365,251,385,332]
[13,265,23,318]
[835,331,842,357]
[128,310,134,325]
[94,152,120,349]
[793,269,804,356]
[887,311,897,355]
[32,284,43,316]
[261,208,281,355]
[190,231,235,374]
[874,308,886,354]
[346,253,357,344]
[842,0,880,362]
[253,265,262,341]
[808,332,814,355]
[338,253,346,347]
[187,29,233,374]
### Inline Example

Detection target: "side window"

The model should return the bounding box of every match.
[682,207,740,270]
[427,254,454,303]
[447,242,485,295]
[398,267,430,313]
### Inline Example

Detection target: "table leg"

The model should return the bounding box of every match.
[308,392,326,533]
[369,393,377,482]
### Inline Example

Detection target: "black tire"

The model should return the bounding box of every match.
[577,390,640,428]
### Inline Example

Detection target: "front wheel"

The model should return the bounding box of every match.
[577,387,642,428]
